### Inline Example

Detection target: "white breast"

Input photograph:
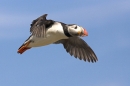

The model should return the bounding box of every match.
[28,22,68,47]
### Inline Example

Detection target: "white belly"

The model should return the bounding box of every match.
[28,35,64,47]
[28,22,68,47]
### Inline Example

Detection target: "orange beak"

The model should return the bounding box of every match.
[17,41,31,54]
[83,29,88,36]
[81,29,88,36]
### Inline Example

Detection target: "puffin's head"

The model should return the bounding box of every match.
[68,24,88,37]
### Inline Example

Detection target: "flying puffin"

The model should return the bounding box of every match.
[17,14,98,62]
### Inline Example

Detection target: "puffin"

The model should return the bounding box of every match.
[17,14,98,62]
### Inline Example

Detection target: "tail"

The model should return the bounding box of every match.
[17,41,31,54]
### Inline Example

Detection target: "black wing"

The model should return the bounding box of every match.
[55,37,98,62]
[30,14,54,37]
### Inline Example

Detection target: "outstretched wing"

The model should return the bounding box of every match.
[55,37,98,62]
[30,14,54,37]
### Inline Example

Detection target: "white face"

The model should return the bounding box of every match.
[68,24,84,36]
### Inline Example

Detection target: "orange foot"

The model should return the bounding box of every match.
[17,41,31,54]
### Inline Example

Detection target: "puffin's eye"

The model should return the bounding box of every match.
[74,26,77,29]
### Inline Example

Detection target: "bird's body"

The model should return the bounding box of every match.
[27,22,68,47]
[18,14,98,62]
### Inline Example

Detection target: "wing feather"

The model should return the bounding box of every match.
[29,14,54,38]
[55,37,98,62]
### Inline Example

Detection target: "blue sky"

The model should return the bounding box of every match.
[0,0,130,86]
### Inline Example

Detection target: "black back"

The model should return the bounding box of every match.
[30,14,54,37]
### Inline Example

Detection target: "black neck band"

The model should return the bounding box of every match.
[61,23,72,37]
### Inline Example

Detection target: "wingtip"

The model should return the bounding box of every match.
[42,14,48,18]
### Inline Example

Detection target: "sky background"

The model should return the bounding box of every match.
[0,0,130,86]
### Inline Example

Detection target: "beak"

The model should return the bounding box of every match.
[83,29,88,36]
[79,28,88,36]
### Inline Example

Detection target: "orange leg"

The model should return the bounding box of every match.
[17,41,31,54]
